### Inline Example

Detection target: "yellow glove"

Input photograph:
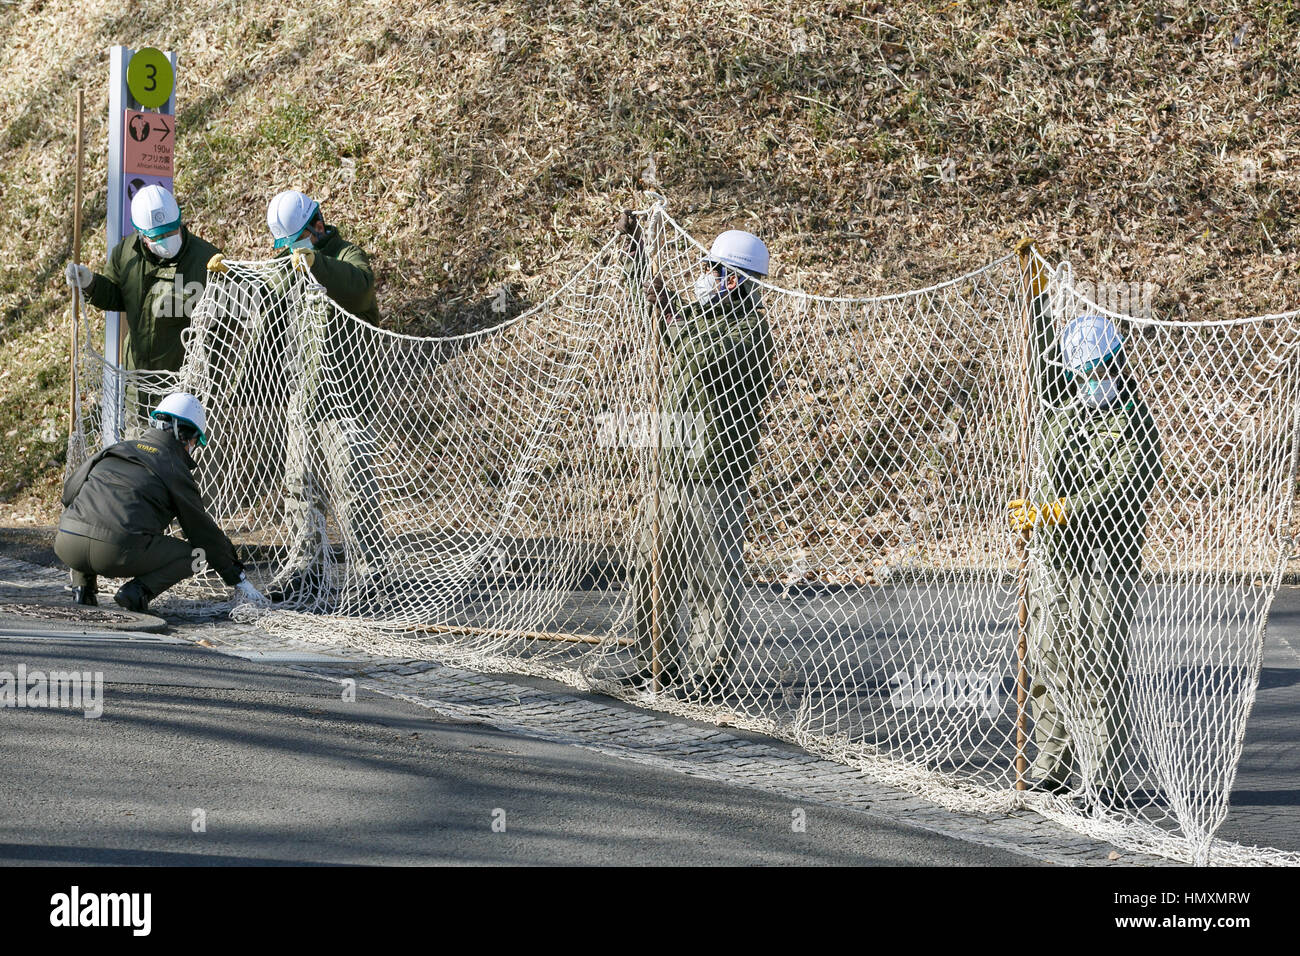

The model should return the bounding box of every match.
[1039,498,1067,527]
[207,253,228,274]
[1008,498,1036,532]
[1007,497,1067,532]
[292,248,316,271]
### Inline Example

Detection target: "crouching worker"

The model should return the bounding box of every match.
[54,392,267,613]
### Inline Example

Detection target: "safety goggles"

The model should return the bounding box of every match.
[1055,346,1123,380]
[136,217,181,241]
[272,202,321,249]
[150,413,208,447]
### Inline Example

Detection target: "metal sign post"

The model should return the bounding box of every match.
[103,45,177,447]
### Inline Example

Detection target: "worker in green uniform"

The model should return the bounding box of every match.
[1008,309,1163,807]
[54,392,265,612]
[228,190,386,603]
[586,221,775,699]
[65,185,220,417]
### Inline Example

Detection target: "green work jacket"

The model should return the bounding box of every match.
[659,288,775,485]
[1029,296,1163,574]
[85,227,220,372]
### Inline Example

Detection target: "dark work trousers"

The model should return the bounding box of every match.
[54,529,196,597]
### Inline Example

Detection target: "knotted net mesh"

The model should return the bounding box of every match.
[67,205,1300,865]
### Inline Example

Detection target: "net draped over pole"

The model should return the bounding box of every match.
[67,203,1300,865]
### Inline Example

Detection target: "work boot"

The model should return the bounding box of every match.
[113,580,153,613]
[70,586,98,607]
[69,572,98,606]
[1027,776,1074,796]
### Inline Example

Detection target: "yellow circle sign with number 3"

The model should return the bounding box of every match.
[126,48,174,109]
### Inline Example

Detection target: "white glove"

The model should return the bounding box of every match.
[65,263,93,289]
[235,578,268,605]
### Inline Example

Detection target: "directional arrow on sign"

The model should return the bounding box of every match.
[156,116,172,142]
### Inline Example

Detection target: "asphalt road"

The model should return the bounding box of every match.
[1217,589,1300,851]
[2,524,1294,863]
[0,633,1032,866]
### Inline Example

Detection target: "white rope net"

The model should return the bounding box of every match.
[68,204,1300,865]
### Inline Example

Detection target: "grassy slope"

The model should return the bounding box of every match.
[1,0,1297,524]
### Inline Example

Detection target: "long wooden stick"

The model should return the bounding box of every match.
[69,89,85,435]
[1012,237,1043,791]
[412,622,628,646]
[646,218,665,694]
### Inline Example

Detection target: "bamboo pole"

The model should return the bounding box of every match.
[1012,237,1044,791]
[413,622,628,646]
[647,216,664,694]
[69,90,85,435]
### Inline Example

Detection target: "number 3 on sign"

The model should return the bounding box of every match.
[126,48,174,109]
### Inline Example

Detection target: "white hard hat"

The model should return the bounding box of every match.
[130,184,182,239]
[706,230,769,277]
[150,392,209,446]
[1060,314,1123,376]
[267,189,319,248]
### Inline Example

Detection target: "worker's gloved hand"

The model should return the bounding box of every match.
[207,253,228,274]
[65,263,93,289]
[292,248,315,271]
[646,275,679,320]
[234,576,269,606]
[1007,498,1036,532]
[1038,498,1067,527]
[1007,497,1068,532]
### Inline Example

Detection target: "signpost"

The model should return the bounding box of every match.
[120,109,174,236]
[102,45,177,446]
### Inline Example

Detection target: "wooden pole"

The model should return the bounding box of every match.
[647,215,664,694]
[69,90,85,435]
[1012,237,1044,792]
[412,622,628,647]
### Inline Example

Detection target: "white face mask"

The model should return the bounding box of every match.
[695,273,721,305]
[146,233,182,259]
[290,236,315,252]
[1082,378,1119,409]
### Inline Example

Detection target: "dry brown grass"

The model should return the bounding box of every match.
[2,0,1297,522]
